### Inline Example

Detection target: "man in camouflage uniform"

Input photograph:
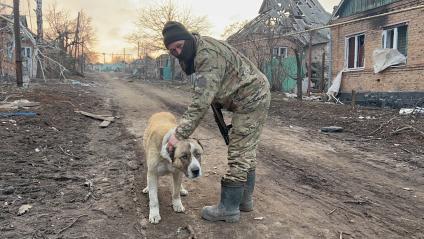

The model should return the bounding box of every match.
[163,21,270,223]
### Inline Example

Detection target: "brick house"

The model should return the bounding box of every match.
[0,15,37,80]
[330,0,424,107]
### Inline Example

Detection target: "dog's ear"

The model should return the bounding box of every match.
[168,146,175,162]
[160,143,174,163]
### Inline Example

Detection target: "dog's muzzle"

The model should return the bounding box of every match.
[191,167,200,178]
[187,157,202,179]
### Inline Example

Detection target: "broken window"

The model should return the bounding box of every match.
[272,47,288,58]
[382,24,408,57]
[345,34,365,69]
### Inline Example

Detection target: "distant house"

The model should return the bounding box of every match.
[92,61,127,72]
[130,56,157,79]
[156,54,172,80]
[0,15,37,80]
[227,0,331,93]
[330,0,424,107]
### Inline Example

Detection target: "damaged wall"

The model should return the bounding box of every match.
[330,0,424,107]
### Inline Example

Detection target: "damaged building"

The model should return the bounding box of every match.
[0,15,37,81]
[227,0,331,93]
[330,0,424,107]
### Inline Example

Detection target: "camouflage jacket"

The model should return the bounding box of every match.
[175,34,270,140]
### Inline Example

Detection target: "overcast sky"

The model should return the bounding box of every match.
[2,0,341,58]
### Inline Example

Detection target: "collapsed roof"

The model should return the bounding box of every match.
[227,0,331,45]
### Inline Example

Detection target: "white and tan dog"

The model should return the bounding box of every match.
[142,112,203,224]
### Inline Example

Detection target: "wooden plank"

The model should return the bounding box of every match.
[75,111,115,122]
[99,120,112,128]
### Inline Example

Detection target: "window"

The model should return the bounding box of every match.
[21,47,31,58]
[272,47,288,58]
[382,24,408,57]
[345,34,365,69]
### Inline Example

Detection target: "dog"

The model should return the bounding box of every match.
[142,112,203,224]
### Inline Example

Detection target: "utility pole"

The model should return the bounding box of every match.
[123,48,126,73]
[137,42,140,59]
[35,0,43,78]
[80,40,84,74]
[103,53,106,64]
[13,0,23,87]
[35,0,43,41]
[73,12,81,71]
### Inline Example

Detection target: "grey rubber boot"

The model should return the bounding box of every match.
[201,181,244,223]
[240,170,255,212]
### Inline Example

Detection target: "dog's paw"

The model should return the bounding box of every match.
[149,212,161,224]
[172,200,185,213]
[180,188,188,196]
[142,186,148,194]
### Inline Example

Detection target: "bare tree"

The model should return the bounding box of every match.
[44,1,74,52]
[221,20,249,40]
[43,2,97,75]
[129,0,211,51]
[75,10,96,66]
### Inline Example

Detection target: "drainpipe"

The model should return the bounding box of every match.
[307,32,312,96]
[327,31,333,91]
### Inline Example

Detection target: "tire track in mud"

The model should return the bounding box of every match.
[257,145,423,238]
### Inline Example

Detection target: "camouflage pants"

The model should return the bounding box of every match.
[222,93,270,183]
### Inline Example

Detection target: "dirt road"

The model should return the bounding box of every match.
[96,73,423,238]
[1,72,422,238]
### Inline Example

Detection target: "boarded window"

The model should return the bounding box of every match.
[346,34,365,69]
[383,24,408,57]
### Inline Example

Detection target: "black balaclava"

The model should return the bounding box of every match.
[177,37,196,75]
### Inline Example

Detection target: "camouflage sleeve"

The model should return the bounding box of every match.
[175,50,225,139]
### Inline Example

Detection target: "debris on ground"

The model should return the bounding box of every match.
[71,80,93,87]
[0,112,37,117]
[399,107,424,115]
[0,99,40,109]
[1,79,141,238]
[75,110,115,127]
[320,126,344,133]
[284,93,323,101]
[17,204,32,216]
[176,225,196,239]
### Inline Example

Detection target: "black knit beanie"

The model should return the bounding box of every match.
[162,21,192,47]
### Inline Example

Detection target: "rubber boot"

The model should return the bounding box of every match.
[240,170,255,212]
[201,181,244,223]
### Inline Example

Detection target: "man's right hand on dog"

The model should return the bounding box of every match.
[167,133,179,153]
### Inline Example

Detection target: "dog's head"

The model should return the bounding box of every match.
[171,139,203,179]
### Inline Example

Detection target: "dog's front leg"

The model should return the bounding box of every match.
[147,171,161,223]
[172,171,185,213]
